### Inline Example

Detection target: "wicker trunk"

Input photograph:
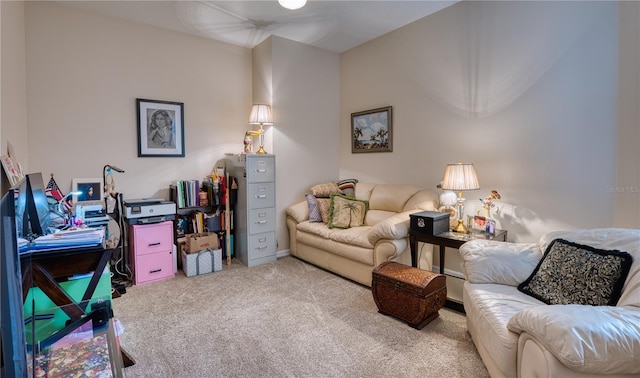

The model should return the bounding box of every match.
[372,261,446,329]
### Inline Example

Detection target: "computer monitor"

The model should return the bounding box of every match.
[1,187,29,377]
[25,173,51,237]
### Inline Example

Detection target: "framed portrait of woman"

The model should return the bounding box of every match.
[137,98,185,157]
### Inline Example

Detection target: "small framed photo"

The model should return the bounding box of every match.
[351,106,392,153]
[72,178,103,205]
[472,215,487,232]
[486,218,496,236]
[137,98,185,157]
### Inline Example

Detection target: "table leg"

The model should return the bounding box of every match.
[439,245,446,274]
[410,234,418,268]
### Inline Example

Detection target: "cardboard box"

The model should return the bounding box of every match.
[182,248,222,277]
[409,211,450,235]
[185,232,219,253]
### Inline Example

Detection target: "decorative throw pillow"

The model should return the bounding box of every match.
[518,238,633,306]
[317,198,331,224]
[336,178,358,197]
[305,194,323,223]
[327,193,369,229]
[310,182,343,198]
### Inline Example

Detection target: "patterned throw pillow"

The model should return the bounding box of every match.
[327,193,369,229]
[336,178,358,197]
[317,199,331,224]
[305,194,323,223]
[310,182,343,198]
[518,239,633,306]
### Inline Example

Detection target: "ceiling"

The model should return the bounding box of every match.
[55,1,459,53]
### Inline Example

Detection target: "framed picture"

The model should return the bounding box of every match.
[137,98,185,157]
[486,218,496,236]
[472,215,487,232]
[72,178,103,205]
[351,106,392,153]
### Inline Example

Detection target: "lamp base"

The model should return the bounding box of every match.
[452,219,469,233]
[255,145,267,154]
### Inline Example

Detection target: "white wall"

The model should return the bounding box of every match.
[0,1,29,192]
[24,2,251,199]
[270,36,341,251]
[614,1,640,227]
[341,1,628,243]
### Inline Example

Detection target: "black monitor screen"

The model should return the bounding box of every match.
[26,173,50,236]
[14,178,28,239]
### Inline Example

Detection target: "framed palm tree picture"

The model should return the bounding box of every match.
[351,106,392,153]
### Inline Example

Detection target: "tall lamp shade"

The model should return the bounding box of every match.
[248,104,273,154]
[441,163,480,233]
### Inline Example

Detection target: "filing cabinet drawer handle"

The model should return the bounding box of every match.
[255,169,267,173]
[148,242,161,247]
[255,220,267,224]
[256,245,268,250]
[150,269,162,274]
[255,195,267,199]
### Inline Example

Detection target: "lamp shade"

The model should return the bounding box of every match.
[278,0,307,10]
[248,104,274,125]
[441,163,480,191]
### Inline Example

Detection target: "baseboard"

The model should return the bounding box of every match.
[277,249,291,258]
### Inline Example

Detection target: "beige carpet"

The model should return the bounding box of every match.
[112,256,488,378]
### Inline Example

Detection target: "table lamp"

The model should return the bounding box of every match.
[441,162,480,233]
[248,104,273,154]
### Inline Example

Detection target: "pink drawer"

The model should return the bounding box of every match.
[134,251,174,285]
[132,221,173,256]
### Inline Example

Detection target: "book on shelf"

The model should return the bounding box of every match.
[171,179,204,208]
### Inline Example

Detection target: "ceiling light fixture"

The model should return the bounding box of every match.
[278,0,307,10]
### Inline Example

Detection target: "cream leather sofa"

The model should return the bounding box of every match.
[285,183,438,286]
[459,228,640,378]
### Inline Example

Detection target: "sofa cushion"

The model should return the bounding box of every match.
[518,238,633,306]
[317,198,331,224]
[310,182,343,198]
[508,305,640,375]
[368,185,422,213]
[464,282,544,378]
[460,240,542,286]
[305,194,323,223]
[328,194,369,229]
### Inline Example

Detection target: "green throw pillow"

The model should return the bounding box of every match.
[327,193,368,229]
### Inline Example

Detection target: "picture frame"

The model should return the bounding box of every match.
[351,106,392,153]
[137,98,185,157]
[472,215,487,232]
[72,178,103,205]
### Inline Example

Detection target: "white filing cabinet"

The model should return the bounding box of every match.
[226,154,276,267]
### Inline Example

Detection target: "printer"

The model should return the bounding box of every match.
[123,198,176,225]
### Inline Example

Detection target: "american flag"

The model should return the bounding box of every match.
[46,176,71,212]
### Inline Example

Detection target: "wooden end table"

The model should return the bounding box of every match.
[409,229,507,312]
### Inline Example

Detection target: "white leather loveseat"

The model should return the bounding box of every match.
[459,228,640,378]
[285,182,438,286]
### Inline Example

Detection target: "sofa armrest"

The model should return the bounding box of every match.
[459,239,541,286]
[368,211,414,245]
[285,201,309,223]
[508,305,640,375]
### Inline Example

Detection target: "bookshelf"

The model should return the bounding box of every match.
[169,179,235,267]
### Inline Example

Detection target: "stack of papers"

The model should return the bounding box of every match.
[22,228,105,252]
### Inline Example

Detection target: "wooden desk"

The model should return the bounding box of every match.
[20,245,135,368]
[21,246,113,321]
[409,229,508,312]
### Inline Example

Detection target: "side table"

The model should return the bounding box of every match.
[409,229,508,312]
